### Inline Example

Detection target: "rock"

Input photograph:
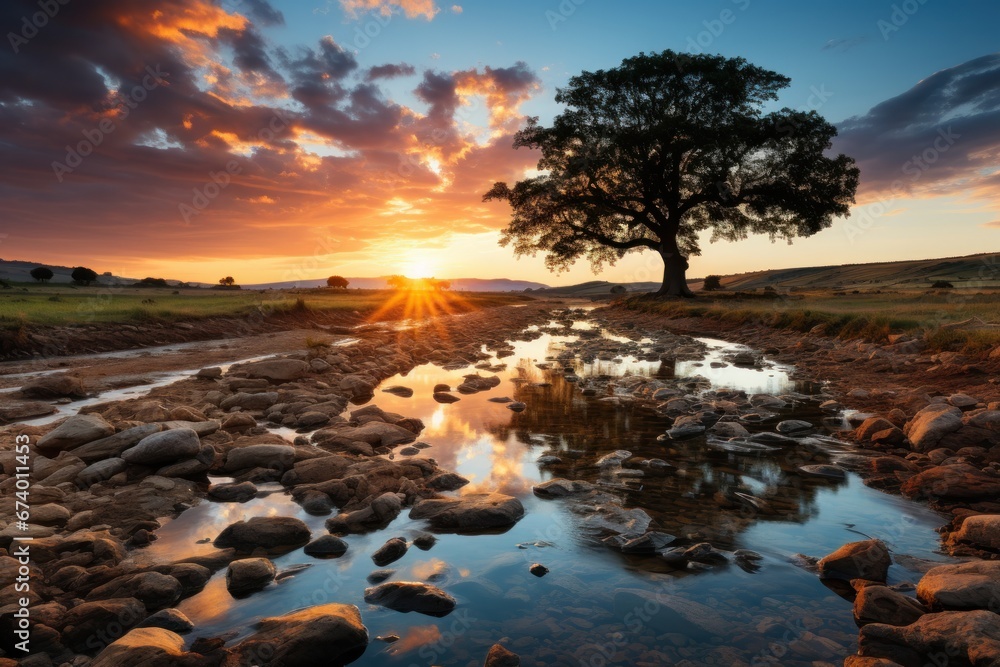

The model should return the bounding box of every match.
[409,493,525,532]
[196,366,222,379]
[367,569,395,583]
[372,537,409,566]
[433,392,461,403]
[858,610,1000,666]
[227,557,276,595]
[950,514,1000,552]
[304,535,349,558]
[20,373,86,398]
[221,392,279,413]
[856,417,897,442]
[917,561,1000,610]
[363,581,456,616]
[214,516,311,553]
[904,404,963,452]
[506,402,527,412]
[484,643,521,667]
[949,393,980,410]
[76,457,127,487]
[843,657,904,666]
[89,572,183,611]
[532,478,596,497]
[30,503,71,525]
[90,627,207,667]
[71,423,163,462]
[241,358,310,382]
[529,563,548,577]
[36,414,114,453]
[871,427,907,447]
[798,464,847,480]
[224,444,295,472]
[226,603,369,667]
[121,428,201,466]
[138,608,194,634]
[382,386,413,397]
[426,472,470,491]
[667,423,705,439]
[854,585,927,626]
[208,481,258,502]
[314,421,417,448]
[596,450,632,468]
[776,419,813,433]
[325,492,404,534]
[0,400,56,422]
[707,421,750,438]
[818,540,891,582]
[901,464,1000,501]
[62,598,148,652]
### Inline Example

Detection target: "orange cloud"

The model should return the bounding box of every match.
[340,0,438,20]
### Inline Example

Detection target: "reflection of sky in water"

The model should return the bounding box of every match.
[145,322,951,665]
[674,337,797,396]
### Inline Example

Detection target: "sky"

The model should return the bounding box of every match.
[1,0,999,285]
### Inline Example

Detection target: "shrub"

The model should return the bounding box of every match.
[327,275,349,289]
[931,280,954,289]
[702,275,722,291]
[71,267,98,285]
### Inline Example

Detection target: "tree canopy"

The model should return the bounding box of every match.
[30,267,53,282]
[484,50,859,296]
[71,266,98,285]
[327,275,349,288]
[219,276,235,286]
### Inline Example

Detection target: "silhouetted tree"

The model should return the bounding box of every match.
[386,275,410,290]
[430,279,450,291]
[931,280,954,289]
[485,50,859,297]
[219,276,235,286]
[327,275,349,289]
[30,267,53,283]
[71,267,98,285]
[702,275,723,291]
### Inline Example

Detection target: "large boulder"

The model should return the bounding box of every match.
[903,404,963,452]
[220,391,279,411]
[121,428,201,466]
[853,585,927,627]
[313,422,417,448]
[856,417,898,442]
[227,603,369,666]
[901,464,1000,501]
[20,373,86,399]
[817,540,891,582]
[409,493,524,533]
[214,516,311,553]
[0,400,56,423]
[90,627,208,667]
[36,414,115,453]
[61,598,148,652]
[88,572,183,611]
[917,561,1000,611]
[950,515,1000,552]
[240,358,310,382]
[363,581,456,616]
[484,643,521,667]
[858,610,1000,666]
[325,493,403,534]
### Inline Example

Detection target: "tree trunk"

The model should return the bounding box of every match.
[655,244,694,297]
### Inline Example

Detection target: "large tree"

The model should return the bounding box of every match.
[327,275,349,288]
[484,50,859,296]
[71,266,98,285]
[30,267,53,282]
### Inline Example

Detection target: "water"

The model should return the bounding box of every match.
[129,318,951,665]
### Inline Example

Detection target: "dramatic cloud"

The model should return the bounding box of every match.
[339,0,438,20]
[0,0,540,275]
[835,53,1000,206]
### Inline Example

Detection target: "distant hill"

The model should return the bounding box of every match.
[541,252,1000,296]
[0,259,139,285]
[242,277,551,292]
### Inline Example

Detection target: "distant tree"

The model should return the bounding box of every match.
[30,267,54,283]
[327,275,349,289]
[610,285,627,294]
[219,276,235,286]
[484,50,859,297]
[702,275,723,291]
[931,280,954,289]
[135,277,169,288]
[386,275,410,290]
[71,267,98,285]
[429,279,450,291]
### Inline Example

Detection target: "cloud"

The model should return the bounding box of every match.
[339,0,438,20]
[451,4,462,13]
[834,53,1000,205]
[365,62,417,81]
[985,221,1000,228]
[0,0,541,278]
[822,36,868,52]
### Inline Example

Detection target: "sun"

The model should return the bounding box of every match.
[403,258,436,279]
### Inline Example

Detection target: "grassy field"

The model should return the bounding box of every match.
[0,283,528,327]
[621,289,1000,354]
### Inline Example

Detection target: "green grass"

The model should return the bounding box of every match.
[620,290,1000,354]
[0,285,527,327]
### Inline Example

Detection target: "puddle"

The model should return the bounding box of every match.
[129,316,952,665]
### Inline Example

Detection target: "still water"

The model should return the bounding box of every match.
[147,318,950,666]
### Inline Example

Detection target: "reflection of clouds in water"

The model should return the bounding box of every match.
[409,557,449,580]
